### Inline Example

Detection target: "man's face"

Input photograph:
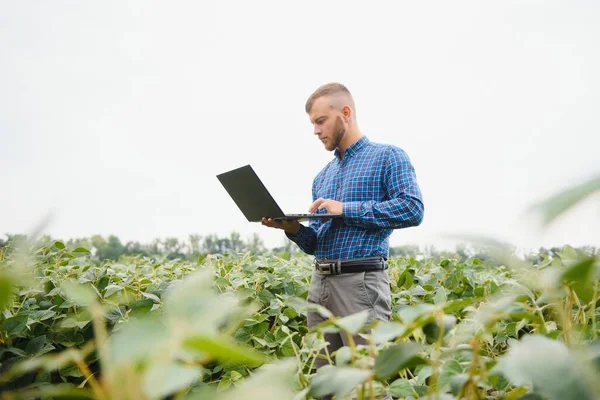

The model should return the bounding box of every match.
[309,97,346,152]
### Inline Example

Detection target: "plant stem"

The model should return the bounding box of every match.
[426,313,446,400]
[593,281,599,340]
[345,329,357,364]
[562,291,573,345]
[89,301,111,396]
[75,355,106,400]
[535,305,547,334]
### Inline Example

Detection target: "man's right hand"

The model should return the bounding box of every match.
[261,217,302,235]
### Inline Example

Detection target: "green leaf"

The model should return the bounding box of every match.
[36,344,56,358]
[216,377,232,392]
[559,245,580,265]
[258,289,275,305]
[251,322,269,336]
[335,346,352,366]
[25,335,47,356]
[17,383,94,399]
[244,314,269,326]
[60,365,84,378]
[371,322,406,344]
[184,335,265,367]
[282,307,298,319]
[494,335,595,400]
[561,257,597,303]
[60,317,90,329]
[214,277,230,287]
[61,281,97,306]
[129,299,153,316]
[434,287,447,305]
[400,270,414,289]
[398,304,436,324]
[71,247,91,254]
[263,332,278,348]
[109,318,169,365]
[389,379,417,398]
[1,314,28,336]
[6,347,27,357]
[0,275,13,311]
[218,359,298,400]
[444,270,462,291]
[374,342,427,380]
[36,309,57,321]
[530,175,600,226]
[438,359,464,392]
[279,341,296,358]
[335,310,370,335]
[143,363,203,399]
[286,296,333,319]
[442,297,478,313]
[234,327,252,343]
[423,315,457,344]
[235,287,255,300]
[104,284,123,298]
[141,292,160,303]
[309,365,371,399]
[53,240,66,250]
[252,337,268,347]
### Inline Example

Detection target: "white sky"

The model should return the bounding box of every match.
[1,1,599,252]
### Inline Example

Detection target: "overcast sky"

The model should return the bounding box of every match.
[1,1,599,252]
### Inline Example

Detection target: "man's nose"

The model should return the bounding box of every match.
[313,125,321,135]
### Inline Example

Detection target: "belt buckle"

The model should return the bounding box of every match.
[316,260,341,275]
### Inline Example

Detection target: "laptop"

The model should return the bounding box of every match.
[216,164,341,222]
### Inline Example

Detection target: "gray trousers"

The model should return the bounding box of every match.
[307,268,392,369]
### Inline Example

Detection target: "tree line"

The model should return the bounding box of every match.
[0,232,596,263]
[0,232,301,261]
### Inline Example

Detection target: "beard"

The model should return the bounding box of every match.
[326,116,346,151]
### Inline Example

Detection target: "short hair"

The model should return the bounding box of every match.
[305,82,354,114]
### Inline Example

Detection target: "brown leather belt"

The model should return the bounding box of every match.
[314,256,388,275]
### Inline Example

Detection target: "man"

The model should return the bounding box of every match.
[261,82,424,379]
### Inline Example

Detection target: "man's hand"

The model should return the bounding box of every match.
[261,198,342,233]
[261,217,302,235]
[309,198,343,215]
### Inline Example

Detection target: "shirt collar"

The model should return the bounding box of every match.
[334,135,370,160]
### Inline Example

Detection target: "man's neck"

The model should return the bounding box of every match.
[337,129,363,159]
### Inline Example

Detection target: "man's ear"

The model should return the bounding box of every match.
[342,105,352,121]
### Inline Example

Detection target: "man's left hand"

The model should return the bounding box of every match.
[309,198,343,215]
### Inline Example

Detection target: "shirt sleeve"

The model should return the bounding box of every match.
[284,177,320,254]
[285,223,317,254]
[342,147,424,229]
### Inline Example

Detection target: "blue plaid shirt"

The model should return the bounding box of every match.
[286,135,424,261]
